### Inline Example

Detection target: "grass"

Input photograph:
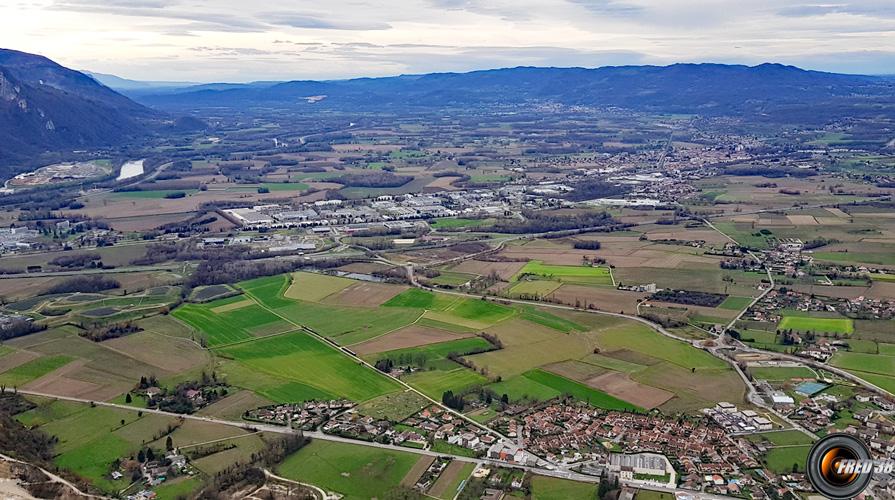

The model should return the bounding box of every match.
[596,323,728,370]
[216,331,400,402]
[523,369,642,411]
[261,182,310,192]
[749,430,815,446]
[748,366,816,381]
[765,445,812,474]
[508,279,562,297]
[830,351,895,376]
[384,289,458,309]
[241,275,422,345]
[429,271,478,287]
[515,260,613,286]
[277,440,424,500]
[431,218,490,229]
[0,355,73,386]
[285,272,354,302]
[402,368,488,399]
[530,475,597,500]
[371,337,494,364]
[431,440,478,457]
[111,189,197,199]
[383,289,516,328]
[172,296,291,346]
[356,391,428,421]
[778,316,854,334]
[718,296,753,310]
[518,306,588,333]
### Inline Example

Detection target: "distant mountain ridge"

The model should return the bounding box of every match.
[135,63,894,123]
[0,48,158,168]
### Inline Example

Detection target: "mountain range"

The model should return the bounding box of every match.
[0,49,158,167]
[130,63,895,123]
[2,47,895,174]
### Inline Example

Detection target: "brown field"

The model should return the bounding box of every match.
[211,299,254,313]
[351,325,468,354]
[324,281,409,307]
[643,228,731,244]
[549,285,646,315]
[787,215,818,225]
[790,284,872,299]
[401,455,436,487]
[425,176,462,190]
[544,360,607,381]
[868,282,895,300]
[198,390,275,420]
[585,371,674,409]
[825,207,851,218]
[335,262,392,274]
[0,349,39,372]
[428,460,469,497]
[23,359,130,401]
[104,331,211,374]
[604,349,663,366]
[450,259,527,280]
[332,143,404,152]
[101,212,199,232]
[0,277,55,300]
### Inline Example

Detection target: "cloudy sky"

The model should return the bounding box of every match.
[3,0,895,82]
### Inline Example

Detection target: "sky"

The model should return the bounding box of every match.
[2,0,895,82]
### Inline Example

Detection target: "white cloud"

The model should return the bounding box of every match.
[1,0,893,81]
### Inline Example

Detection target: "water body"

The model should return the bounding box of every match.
[116,159,145,181]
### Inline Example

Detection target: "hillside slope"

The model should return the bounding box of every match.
[0,49,157,169]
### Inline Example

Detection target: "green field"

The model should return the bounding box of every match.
[814,251,895,266]
[402,368,488,399]
[718,296,753,310]
[748,366,816,381]
[242,274,421,345]
[277,440,424,499]
[778,316,854,334]
[509,279,562,297]
[371,336,493,364]
[285,272,354,302]
[489,369,641,411]
[748,430,815,447]
[384,289,516,328]
[765,445,812,474]
[216,331,400,402]
[0,355,73,386]
[429,271,478,287]
[172,295,292,346]
[518,306,588,333]
[515,261,613,286]
[431,217,490,229]
[597,323,727,370]
[530,475,597,500]
[830,351,895,376]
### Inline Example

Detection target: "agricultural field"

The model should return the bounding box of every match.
[172,295,293,346]
[778,316,854,334]
[748,366,817,381]
[530,475,598,500]
[277,440,427,499]
[216,331,401,402]
[514,260,613,286]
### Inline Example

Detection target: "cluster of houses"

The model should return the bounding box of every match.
[243,400,354,430]
[122,450,192,500]
[704,402,775,433]
[489,401,761,493]
[322,404,497,456]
